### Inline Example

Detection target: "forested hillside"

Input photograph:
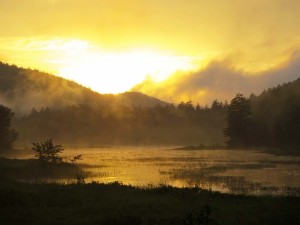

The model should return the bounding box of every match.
[224,78,300,151]
[2,62,300,149]
[0,62,226,147]
[0,62,166,115]
[14,101,227,147]
[251,78,300,150]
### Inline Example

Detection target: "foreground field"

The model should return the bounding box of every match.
[1,178,300,225]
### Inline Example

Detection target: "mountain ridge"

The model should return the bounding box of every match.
[0,62,168,115]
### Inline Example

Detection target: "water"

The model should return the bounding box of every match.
[60,147,300,195]
[18,147,300,195]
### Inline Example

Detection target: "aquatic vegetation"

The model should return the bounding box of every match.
[4,148,300,195]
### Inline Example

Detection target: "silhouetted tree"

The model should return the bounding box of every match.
[195,103,202,112]
[211,100,223,110]
[0,104,18,151]
[177,100,195,113]
[32,139,64,163]
[224,94,253,147]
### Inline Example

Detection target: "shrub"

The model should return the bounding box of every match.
[32,139,64,163]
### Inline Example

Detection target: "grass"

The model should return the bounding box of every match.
[0,157,299,225]
[0,157,85,182]
[172,144,228,150]
[260,148,300,156]
[172,145,300,157]
[1,180,300,225]
[161,162,300,196]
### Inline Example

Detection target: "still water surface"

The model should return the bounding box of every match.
[60,147,300,195]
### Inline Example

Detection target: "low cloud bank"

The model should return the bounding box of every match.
[132,52,300,105]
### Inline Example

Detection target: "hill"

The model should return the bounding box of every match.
[0,62,167,115]
[3,61,299,149]
[222,77,300,151]
[1,62,226,147]
[249,77,300,150]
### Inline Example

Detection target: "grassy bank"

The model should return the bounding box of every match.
[1,179,300,225]
[0,157,84,182]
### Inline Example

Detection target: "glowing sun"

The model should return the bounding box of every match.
[56,43,197,93]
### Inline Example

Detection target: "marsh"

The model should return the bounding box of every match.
[16,147,300,195]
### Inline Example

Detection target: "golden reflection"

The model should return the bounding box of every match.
[57,148,300,194]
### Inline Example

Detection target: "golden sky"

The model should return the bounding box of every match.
[1,0,300,103]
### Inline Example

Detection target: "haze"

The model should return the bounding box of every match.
[1,0,300,104]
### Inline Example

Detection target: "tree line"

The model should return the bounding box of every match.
[1,77,300,151]
[13,100,227,147]
[224,78,300,150]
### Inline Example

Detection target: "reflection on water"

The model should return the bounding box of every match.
[21,147,300,195]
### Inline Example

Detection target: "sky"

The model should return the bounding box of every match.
[1,0,300,104]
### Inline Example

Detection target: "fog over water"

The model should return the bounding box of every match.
[18,147,300,195]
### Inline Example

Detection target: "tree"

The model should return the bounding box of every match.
[275,96,300,150]
[177,100,195,112]
[0,104,18,151]
[223,94,253,147]
[211,100,223,110]
[32,139,64,163]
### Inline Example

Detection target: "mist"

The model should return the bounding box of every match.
[132,51,300,105]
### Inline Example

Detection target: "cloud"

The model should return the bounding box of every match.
[131,51,300,105]
[1,0,300,55]
[1,0,300,101]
